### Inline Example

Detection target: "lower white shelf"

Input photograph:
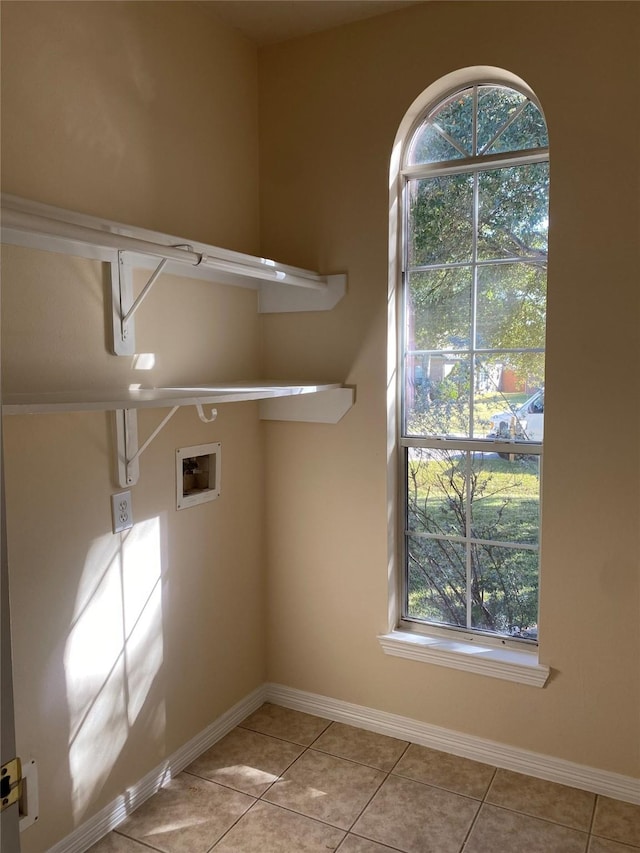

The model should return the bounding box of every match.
[1,382,351,417]
[2,382,354,488]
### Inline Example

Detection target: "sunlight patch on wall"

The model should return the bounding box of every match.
[64,517,165,820]
[133,353,156,370]
[121,518,164,725]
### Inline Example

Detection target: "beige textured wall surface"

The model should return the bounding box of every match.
[1,0,260,251]
[1,2,265,850]
[259,1,640,777]
[2,1,639,848]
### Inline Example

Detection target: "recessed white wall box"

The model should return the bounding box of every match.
[176,442,221,510]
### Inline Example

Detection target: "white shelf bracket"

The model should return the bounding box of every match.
[259,387,354,423]
[111,245,205,356]
[115,408,140,486]
[111,256,135,356]
[114,401,218,487]
[115,406,179,486]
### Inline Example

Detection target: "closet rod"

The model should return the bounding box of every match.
[2,207,328,292]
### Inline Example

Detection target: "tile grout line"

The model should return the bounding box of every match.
[255,716,334,802]
[342,758,391,833]
[339,739,416,841]
[585,794,599,853]
[102,708,637,853]
[588,795,599,834]
[468,800,595,836]
[457,764,498,852]
[210,717,355,843]
[232,797,351,837]
[308,721,412,838]
[334,739,421,853]
[234,716,501,852]
[207,715,335,849]
[294,720,413,851]
[206,797,263,852]
[182,767,263,798]
[239,716,413,847]
[112,828,166,852]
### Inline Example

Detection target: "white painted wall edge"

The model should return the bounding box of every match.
[45,685,267,853]
[265,683,640,805]
[45,681,640,852]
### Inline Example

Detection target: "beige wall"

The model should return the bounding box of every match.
[1,0,260,251]
[1,2,265,850]
[2,1,639,849]
[260,2,640,777]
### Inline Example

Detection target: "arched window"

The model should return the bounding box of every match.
[397,79,549,645]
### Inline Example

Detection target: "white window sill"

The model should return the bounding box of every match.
[378,630,550,687]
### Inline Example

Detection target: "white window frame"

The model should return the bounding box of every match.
[380,68,551,686]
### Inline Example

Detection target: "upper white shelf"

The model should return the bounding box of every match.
[1,382,348,416]
[0,194,346,314]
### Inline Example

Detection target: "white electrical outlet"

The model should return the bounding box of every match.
[111,490,133,533]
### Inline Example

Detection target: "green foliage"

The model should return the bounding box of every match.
[409,85,548,166]
[402,84,547,640]
[409,174,473,266]
[410,90,474,163]
[407,450,539,635]
[478,164,548,261]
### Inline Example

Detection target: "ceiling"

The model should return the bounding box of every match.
[197,0,425,45]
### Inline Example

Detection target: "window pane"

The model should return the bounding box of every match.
[478,164,549,261]
[404,354,471,437]
[473,366,545,441]
[479,383,545,443]
[477,86,528,154]
[486,101,548,154]
[431,89,474,154]
[400,82,548,643]
[469,452,540,545]
[472,362,505,438]
[407,268,472,352]
[406,448,467,538]
[407,535,466,627]
[408,89,474,165]
[408,175,474,266]
[409,123,465,164]
[470,544,539,638]
[476,263,547,351]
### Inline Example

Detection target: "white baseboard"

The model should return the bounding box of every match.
[47,680,640,852]
[46,685,267,853]
[264,683,640,805]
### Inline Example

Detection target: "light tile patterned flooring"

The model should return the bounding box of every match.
[89,703,640,853]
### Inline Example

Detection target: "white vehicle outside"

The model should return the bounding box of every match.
[487,388,544,443]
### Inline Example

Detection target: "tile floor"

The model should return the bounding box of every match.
[88,703,640,853]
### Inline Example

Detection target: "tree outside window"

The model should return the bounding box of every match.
[400,84,548,642]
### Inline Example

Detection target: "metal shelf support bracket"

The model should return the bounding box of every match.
[114,401,217,487]
[111,246,205,356]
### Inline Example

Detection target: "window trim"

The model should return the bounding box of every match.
[378,629,550,687]
[386,68,550,682]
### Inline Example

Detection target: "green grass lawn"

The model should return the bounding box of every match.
[408,450,539,544]
[474,390,529,425]
[405,393,541,632]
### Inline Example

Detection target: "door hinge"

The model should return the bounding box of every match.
[1,757,22,811]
